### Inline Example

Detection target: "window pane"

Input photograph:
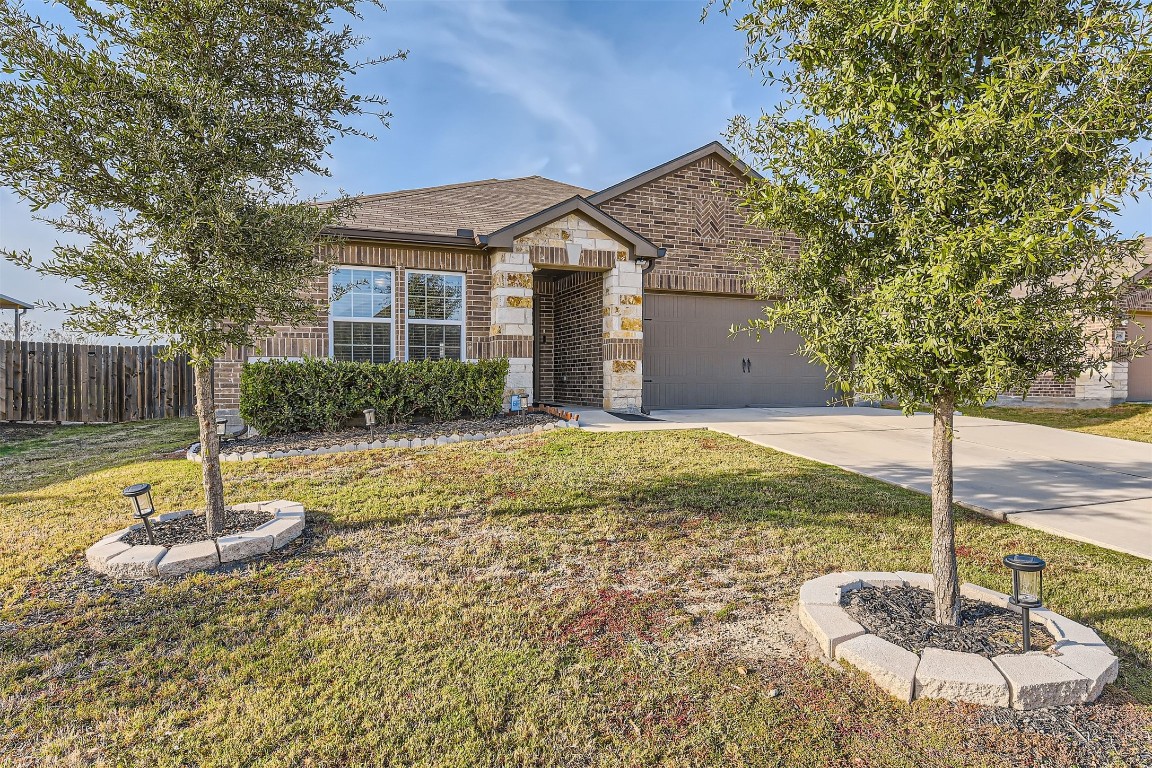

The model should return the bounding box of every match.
[407,272,464,321]
[333,320,390,362]
[332,268,392,320]
[408,323,462,360]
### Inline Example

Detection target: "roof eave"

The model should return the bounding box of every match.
[586,141,763,205]
[485,196,658,259]
[321,227,486,250]
[0,293,34,310]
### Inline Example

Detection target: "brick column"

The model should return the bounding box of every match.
[489,248,534,408]
[602,254,643,411]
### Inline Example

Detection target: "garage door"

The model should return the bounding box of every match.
[1129,313,1152,402]
[643,293,831,409]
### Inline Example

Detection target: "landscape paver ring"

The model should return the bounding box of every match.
[797,571,1119,710]
[85,499,306,579]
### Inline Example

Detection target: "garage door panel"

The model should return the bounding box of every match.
[1129,314,1152,402]
[643,293,830,410]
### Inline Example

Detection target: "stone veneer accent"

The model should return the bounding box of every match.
[797,572,1119,710]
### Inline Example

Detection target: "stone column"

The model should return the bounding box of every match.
[1075,362,1125,405]
[602,252,643,412]
[489,248,534,408]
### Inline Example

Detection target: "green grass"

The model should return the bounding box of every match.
[963,403,1152,443]
[1,422,1149,767]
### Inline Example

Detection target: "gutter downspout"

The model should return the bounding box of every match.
[13,308,26,345]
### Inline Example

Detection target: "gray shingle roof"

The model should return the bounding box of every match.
[334,176,593,237]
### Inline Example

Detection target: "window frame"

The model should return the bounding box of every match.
[405,268,467,361]
[327,266,396,363]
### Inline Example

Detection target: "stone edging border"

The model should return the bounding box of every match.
[187,419,576,462]
[85,500,306,579]
[798,572,1119,710]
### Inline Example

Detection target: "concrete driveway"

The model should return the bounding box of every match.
[578,406,1151,559]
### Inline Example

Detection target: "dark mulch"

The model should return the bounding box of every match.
[198,412,557,454]
[972,692,1152,768]
[122,507,271,548]
[842,585,1055,657]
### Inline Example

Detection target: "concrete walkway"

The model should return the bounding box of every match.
[575,406,1151,559]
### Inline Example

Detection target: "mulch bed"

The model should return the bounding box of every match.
[200,412,557,454]
[842,585,1055,657]
[122,507,271,548]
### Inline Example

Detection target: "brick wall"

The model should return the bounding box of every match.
[534,276,556,402]
[552,271,603,406]
[1025,373,1076,399]
[597,155,797,296]
[214,241,492,410]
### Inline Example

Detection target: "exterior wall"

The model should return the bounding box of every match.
[511,212,638,410]
[213,242,491,415]
[534,277,556,402]
[596,155,795,296]
[552,271,604,406]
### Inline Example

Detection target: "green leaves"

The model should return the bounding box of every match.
[726,0,1151,411]
[0,0,405,359]
[239,358,511,435]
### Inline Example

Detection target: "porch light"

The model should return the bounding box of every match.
[1003,553,1046,652]
[123,483,157,545]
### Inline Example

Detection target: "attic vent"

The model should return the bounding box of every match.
[693,193,727,243]
[456,228,474,238]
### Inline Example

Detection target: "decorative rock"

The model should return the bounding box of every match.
[799,603,866,658]
[896,571,934,590]
[261,500,305,518]
[217,531,274,563]
[1051,642,1118,700]
[960,582,1013,610]
[104,545,167,579]
[915,648,1010,707]
[836,633,920,703]
[846,571,904,589]
[94,526,135,546]
[157,540,220,577]
[252,516,305,548]
[798,572,864,606]
[86,540,132,570]
[992,652,1091,709]
[1038,612,1106,647]
[532,424,544,433]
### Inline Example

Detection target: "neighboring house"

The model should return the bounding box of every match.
[212,143,1150,419]
[213,142,829,418]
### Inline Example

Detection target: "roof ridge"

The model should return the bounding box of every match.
[347,175,588,204]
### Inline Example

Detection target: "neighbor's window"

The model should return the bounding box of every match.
[406,271,464,360]
[329,267,393,363]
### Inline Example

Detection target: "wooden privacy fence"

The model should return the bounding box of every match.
[1,341,196,423]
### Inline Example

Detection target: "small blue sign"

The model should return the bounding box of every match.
[510,394,522,412]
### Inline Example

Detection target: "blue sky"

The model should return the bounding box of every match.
[1,0,1149,336]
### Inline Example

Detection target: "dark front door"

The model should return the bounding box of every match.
[642,293,830,409]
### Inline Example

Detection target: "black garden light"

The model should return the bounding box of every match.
[363,408,377,439]
[123,483,157,545]
[1003,553,1046,652]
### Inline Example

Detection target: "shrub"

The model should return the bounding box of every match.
[239,357,510,435]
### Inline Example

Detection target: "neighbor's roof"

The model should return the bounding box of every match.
[333,176,593,239]
[0,293,33,310]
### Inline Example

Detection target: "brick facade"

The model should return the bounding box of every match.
[598,155,795,296]
[550,271,604,406]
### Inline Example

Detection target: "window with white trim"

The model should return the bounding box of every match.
[329,267,394,363]
[406,271,465,360]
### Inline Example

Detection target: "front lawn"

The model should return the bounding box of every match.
[963,403,1152,443]
[1,422,1149,767]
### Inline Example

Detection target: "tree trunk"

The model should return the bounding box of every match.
[193,359,226,535]
[931,394,961,626]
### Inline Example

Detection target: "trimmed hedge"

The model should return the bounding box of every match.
[239,357,510,435]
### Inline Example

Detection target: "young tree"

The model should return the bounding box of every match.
[0,0,403,534]
[720,0,1151,624]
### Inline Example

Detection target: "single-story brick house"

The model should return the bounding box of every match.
[213,143,1151,419]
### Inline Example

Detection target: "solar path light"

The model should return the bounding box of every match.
[1003,553,1046,652]
[123,483,157,545]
